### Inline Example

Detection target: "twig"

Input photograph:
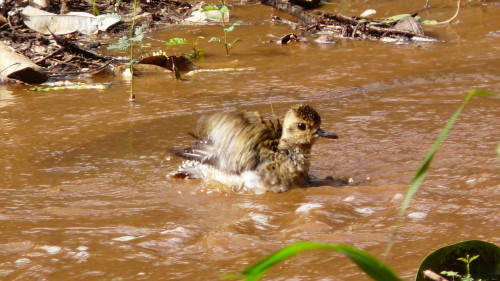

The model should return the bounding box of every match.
[34,47,64,64]
[45,59,114,77]
[6,12,17,34]
[433,0,461,24]
[423,270,450,281]
[321,13,432,39]
[50,31,110,61]
[260,0,318,26]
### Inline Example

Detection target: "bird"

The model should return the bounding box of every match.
[168,104,338,194]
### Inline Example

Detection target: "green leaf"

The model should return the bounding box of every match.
[420,19,439,25]
[226,21,244,32]
[416,240,500,281]
[99,13,121,20]
[208,37,221,43]
[239,241,402,281]
[219,5,229,15]
[167,38,188,46]
[134,24,145,36]
[383,13,411,24]
[182,48,205,59]
[107,35,130,50]
[201,5,219,12]
[129,33,143,42]
[92,3,100,16]
[107,44,127,50]
[469,255,480,262]
[421,20,438,25]
[152,50,167,56]
[196,36,205,40]
[197,48,205,56]
[386,89,499,255]
[440,271,459,277]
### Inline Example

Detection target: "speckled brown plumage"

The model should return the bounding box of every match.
[169,104,338,193]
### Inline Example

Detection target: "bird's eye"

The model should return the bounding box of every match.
[297,123,307,130]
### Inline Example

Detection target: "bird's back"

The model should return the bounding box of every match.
[172,109,281,178]
[169,104,337,193]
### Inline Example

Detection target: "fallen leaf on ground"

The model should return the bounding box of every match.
[0,42,48,84]
[21,6,120,35]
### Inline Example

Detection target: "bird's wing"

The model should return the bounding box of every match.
[176,110,280,175]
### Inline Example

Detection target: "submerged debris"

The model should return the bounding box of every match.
[29,81,110,91]
[317,12,435,42]
[261,0,437,43]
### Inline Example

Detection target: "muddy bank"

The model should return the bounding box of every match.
[1,0,442,84]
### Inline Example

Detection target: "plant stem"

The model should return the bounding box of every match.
[92,0,99,15]
[221,9,230,56]
[128,0,138,102]
[433,0,461,25]
[465,255,471,278]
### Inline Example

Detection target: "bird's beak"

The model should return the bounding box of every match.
[314,128,338,139]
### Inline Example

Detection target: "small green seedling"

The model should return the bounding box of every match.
[202,4,243,56]
[107,0,142,102]
[440,254,481,281]
[91,0,100,15]
[166,36,206,59]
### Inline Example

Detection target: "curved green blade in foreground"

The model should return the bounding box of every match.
[386,89,498,255]
[239,241,402,281]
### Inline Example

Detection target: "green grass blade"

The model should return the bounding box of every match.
[239,241,402,281]
[386,89,498,255]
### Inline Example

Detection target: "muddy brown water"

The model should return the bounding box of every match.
[1,1,499,280]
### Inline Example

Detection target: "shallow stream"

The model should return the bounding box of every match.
[1,1,499,280]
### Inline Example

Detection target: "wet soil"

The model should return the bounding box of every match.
[1,1,499,280]
[0,0,194,79]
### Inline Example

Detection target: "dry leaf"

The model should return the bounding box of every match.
[21,6,120,35]
[0,42,48,84]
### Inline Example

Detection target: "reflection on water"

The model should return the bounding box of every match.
[0,88,15,108]
[1,1,499,280]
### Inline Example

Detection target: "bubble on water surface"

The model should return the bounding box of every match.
[249,212,272,230]
[295,203,323,214]
[112,236,141,242]
[76,246,89,251]
[343,196,355,202]
[160,226,192,237]
[354,207,375,215]
[74,251,90,263]
[407,212,427,219]
[14,258,30,267]
[40,245,62,255]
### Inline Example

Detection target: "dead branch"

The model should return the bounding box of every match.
[260,0,318,26]
[423,270,450,281]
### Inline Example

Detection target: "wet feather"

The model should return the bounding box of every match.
[169,104,337,193]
